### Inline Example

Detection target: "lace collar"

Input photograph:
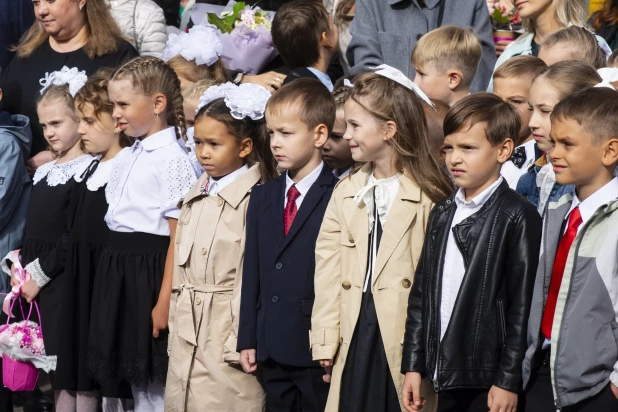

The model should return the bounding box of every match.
[74,156,119,191]
[32,155,94,186]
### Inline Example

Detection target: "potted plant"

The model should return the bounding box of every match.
[490,1,522,45]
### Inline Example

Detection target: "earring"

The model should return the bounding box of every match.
[79,5,83,11]
[155,112,159,117]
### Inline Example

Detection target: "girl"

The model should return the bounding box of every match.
[182,79,216,178]
[2,70,93,403]
[166,82,277,411]
[310,71,453,411]
[516,61,601,216]
[87,56,197,412]
[322,85,355,179]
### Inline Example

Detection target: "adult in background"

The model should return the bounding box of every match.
[347,0,496,92]
[0,0,137,173]
[325,0,355,74]
[0,0,36,71]
[591,0,618,50]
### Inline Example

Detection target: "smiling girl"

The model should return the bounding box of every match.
[516,61,601,215]
[87,56,196,412]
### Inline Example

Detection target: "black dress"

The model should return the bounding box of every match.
[339,199,401,412]
[0,39,137,156]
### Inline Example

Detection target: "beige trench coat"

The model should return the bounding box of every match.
[310,164,437,412]
[166,165,266,412]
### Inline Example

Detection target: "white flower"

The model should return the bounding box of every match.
[162,25,223,66]
[196,82,238,113]
[39,66,88,97]
[225,83,271,120]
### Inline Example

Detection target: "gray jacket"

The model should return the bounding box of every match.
[0,113,32,293]
[347,0,496,92]
[522,194,618,408]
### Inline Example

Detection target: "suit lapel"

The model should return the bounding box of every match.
[270,175,286,247]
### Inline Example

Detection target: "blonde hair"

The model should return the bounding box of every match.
[542,26,606,69]
[493,55,547,80]
[182,79,217,100]
[533,60,602,101]
[167,55,230,85]
[110,56,187,141]
[523,0,588,33]
[14,0,125,59]
[411,25,482,87]
[37,84,84,154]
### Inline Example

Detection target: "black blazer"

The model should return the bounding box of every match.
[237,166,337,367]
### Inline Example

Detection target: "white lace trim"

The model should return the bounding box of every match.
[1,250,20,277]
[105,147,133,206]
[33,155,94,186]
[24,259,50,288]
[160,154,198,216]
[75,156,117,192]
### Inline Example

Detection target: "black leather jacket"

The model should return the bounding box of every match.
[401,181,542,393]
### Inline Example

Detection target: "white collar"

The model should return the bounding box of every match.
[455,176,503,208]
[333,167,352,180]
[307,67,334,92]
[207,164,249,196]
[285,162,324,196]
[33,155,94,186]
[133,127,177,152]
[566,177,618,224]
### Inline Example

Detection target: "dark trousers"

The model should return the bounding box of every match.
[261,359,329,412]
[437,389,489,412]
[525,350,618,412]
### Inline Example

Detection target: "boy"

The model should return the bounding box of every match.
[401,93,542,412]
[237,78,337,412]
[522,87,618,412]
[272,0,339,92]
[538,26,607,69]
[411,26,482,107]
[492,55,547,188]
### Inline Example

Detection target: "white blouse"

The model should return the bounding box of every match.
[105,127,197,236]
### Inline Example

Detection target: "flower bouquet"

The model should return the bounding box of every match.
[490,1,522,44]
[205,1,278,75]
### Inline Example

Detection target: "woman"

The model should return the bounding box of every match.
[591,0,618,50]
[0,0,137,172]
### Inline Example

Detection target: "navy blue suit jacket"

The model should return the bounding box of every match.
[237,166,337,367]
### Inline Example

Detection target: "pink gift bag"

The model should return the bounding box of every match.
[2,354,39,391]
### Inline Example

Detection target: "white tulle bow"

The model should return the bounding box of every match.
[196,82,271,120]
[39,66,87,97]
[595,68,618,90]
[371,64,434,109]
[162,25,223,66]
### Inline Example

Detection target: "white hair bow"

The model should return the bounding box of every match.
[196,82,272,120]
[371,64,434,109]
[595,67,618,90]
[39,66,88,97]
[343,79,354,88]
[162,25,223,66]
[196,82,239,113]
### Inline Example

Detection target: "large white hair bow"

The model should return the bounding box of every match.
[595,68,618,90]
[195,82,271,120]
[372,64,434,109]
[162,25,223,66]
[196,82,239,113]
[39,66,87,97]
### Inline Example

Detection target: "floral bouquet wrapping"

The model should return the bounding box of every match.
[205,1,278,75]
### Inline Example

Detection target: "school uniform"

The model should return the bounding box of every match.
[88,127,196,411]
[166,164,266,412]
[282,67,334,91]
[311,163,438,412]
[501,139,541,189]
[237,162,336,412]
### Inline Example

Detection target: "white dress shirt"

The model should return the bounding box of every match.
[105,127,197,236]
[501,139,537,189]
[205,165,249,196]
[439,177,504,344]
[307,67,334,92]
[543,177,618,348]
[284,162,324,210]
[333,167,352,180]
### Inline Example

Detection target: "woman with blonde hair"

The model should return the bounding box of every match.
[0,0,138,173]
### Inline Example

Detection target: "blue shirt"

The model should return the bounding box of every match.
[307,67,334,92]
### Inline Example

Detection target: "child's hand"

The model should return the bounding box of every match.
[495,40,513,57]
[318,359,333,383]
[402,371,426,411]
[611,383,618,400]
[487,385,518,412]
[20,279,41,303]
[151,301,169,338]
[10,264,18,287]
[239,349,257,373]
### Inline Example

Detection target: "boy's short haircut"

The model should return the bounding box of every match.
[182,79,216,100]
[411,25,482,86]
[608,49,618,67]
[551,87,618,145]
[444,92,521,147]
[266,78,336,133]
[493,55,548,80]
[542,26,606,69]
[271,0,331,69]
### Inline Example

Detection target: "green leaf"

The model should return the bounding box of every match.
[207,13,234,33]
[491,8,508,24]
[233,1,246,16]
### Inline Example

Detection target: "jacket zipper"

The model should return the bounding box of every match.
[497,299,506,346]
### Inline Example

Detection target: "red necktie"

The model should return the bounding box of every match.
[541,207,582,339]
[284,186,301,236]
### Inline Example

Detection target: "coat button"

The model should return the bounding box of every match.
[217,198,223,207]
[201,247,207,255]
[348,232,354,243]
[275,263,283,270]
[195,297,202,305]
[402,278,412,289]
[342,280,351,290]
[271,296,279,303]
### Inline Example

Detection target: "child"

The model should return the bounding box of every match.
[322,85,354,179]
[538,26,607,69]
[166,82,277,412]
[424,99,451,164]
[237,78,337,412]
[608,49,618,68]
[522,87,618,412]
[516,61,601,215]
[412,26,482,107]
[401,93,542,412]
[182,79,216,178]
[163,25,230,90]
[272,0,339,92]
[87,56,197,412]
[311,69,453,412]
[493,55,547,188]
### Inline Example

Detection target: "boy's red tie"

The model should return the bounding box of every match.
[541,206,582,339]
[284,186,301,236]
